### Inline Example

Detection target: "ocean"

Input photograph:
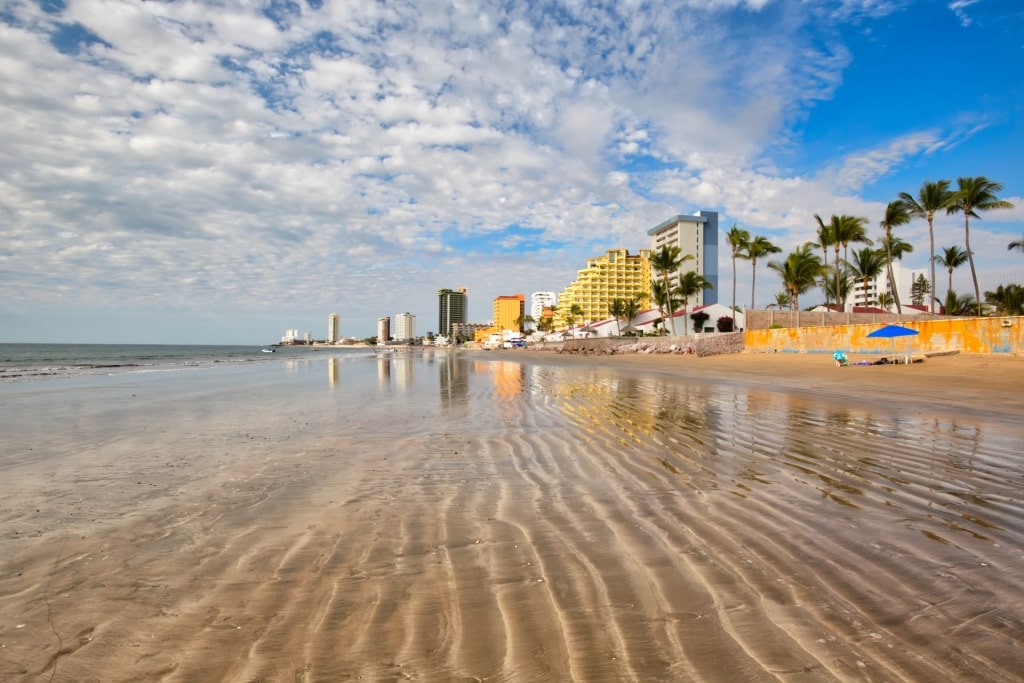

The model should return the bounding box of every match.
[0,342,378,382]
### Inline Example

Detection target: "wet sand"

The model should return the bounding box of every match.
[1,352,1022,681]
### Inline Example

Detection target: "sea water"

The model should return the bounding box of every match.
[0,343,377,382]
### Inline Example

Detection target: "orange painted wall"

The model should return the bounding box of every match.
[744,317,1024,355]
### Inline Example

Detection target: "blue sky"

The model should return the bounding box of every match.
[1,0,1022,343]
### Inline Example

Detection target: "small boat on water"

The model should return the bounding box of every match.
[261,348,275,353]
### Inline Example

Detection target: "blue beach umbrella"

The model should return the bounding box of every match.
[866,324,919,361]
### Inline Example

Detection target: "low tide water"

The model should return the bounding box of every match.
[1,349,1022,681]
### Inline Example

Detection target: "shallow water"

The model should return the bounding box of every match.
[1,351,1021,681]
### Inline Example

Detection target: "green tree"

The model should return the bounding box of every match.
[948,176,1015,316]
[815,214,870,310]
[650,245,693,336]
[608,298,627,335]
[624,296,643,331]
[726,223,750,315]
[767,244,823,311]
[900,180,957,314]
[910,274,931,307]
[985,284,1024,316]
[943,289,976,316]
[848,247,887,307]
[649,279,676,335]
[675,271,714,327]
[746,235,781,310]
[933,245,969,307]
[879,200,911,313]
[768,291,791,309]
[813,214,836,307]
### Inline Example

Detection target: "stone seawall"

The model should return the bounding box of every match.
[531,332,745,357]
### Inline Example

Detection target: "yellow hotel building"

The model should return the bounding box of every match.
[493,294,525,331]
[556,248,652,327]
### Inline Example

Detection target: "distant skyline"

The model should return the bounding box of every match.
[2,1,1022,344]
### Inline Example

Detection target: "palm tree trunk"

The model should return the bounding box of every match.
[833,245,841,311]
[885,227,902,315]
[821,247,830,308]
[750,261,757,311]
[964,213,982,316]
[928,217,936,314]
[731,256,737,315]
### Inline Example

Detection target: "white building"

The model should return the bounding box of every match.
[647,212,719,307]
[530,291,557,326]
[282,328,299,343]
[845,262,929,311]
[394,312,416,341]
[328,313,340,343]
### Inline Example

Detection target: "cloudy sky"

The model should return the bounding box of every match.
[2,0,1022,344]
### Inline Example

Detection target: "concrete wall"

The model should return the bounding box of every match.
[744,317,1024,355]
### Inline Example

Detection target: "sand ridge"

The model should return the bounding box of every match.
[1,352,1022,681]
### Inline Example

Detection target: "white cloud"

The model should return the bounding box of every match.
[0,0,1020,341]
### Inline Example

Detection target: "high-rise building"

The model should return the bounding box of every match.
[394,312,416,341]
[556,249,651,327]
[328,313,340,343]
[438,287,467,338]
[493,294,525,332]
[530,292,557,326]
[377,316,391,344]
[647,211,719,307]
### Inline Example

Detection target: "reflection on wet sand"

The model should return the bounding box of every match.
[1,353,1021,681]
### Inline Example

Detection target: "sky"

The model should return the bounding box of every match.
[2,0,1023,344]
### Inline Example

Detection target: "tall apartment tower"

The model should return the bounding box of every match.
[530,292,557,326]
[394,312,416,341]
[327,313,340,343]
[647,211,719,307]
[493,294,525,332]
[438,287,467,338]
[377,316,391,344]
[556,248,651,327]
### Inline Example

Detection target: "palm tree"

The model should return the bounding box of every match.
[767,243,824,311]
[900,180,957,314]
[624,296,643,331]
[726,223,750,315]
[878,233,915,311]
[1009,234,1024,254]
[985,284,1024,316]
[675,271,714,328]
[933,245,969,307]
[746,235,781,310]
[948,176,1015,316]
[608,298,627,335]
[942,290,976,316]
[879,200,910,313]
[848,247,887,307]
[768,291,791,310]
[815,214,870,311]
[649,279,676,335]
[650,245,693,336]
[813,214,835,307]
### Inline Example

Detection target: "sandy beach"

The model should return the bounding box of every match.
[1,350,1022,681]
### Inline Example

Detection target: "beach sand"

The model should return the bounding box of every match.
[1,352,1022,681]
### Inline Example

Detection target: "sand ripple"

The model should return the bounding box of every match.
[1,356,1022,681]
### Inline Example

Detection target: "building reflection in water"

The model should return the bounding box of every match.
[328,357,339,388]
[394,356,414,389]
[438,352,469,410]
[377,356,391,384]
